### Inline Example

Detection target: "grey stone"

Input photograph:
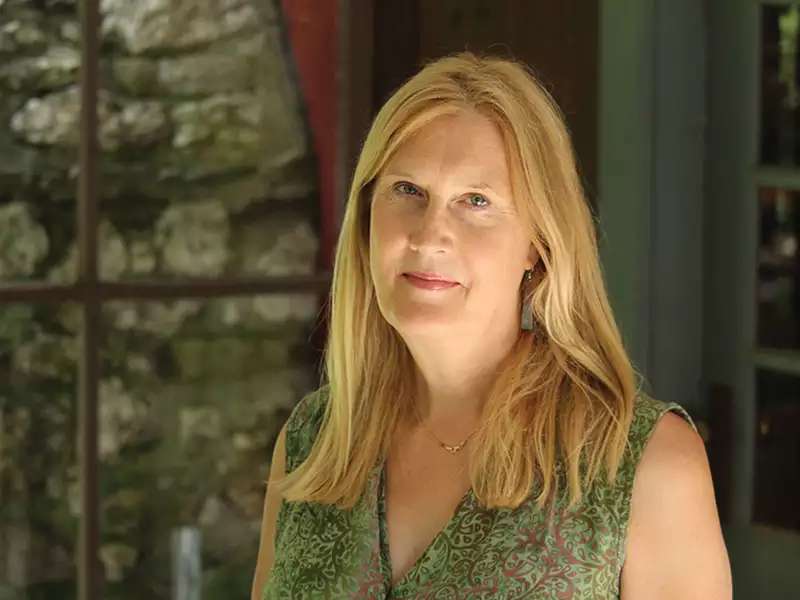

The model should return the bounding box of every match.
[168,92,262,178]
[98,376,153,462]
[154,199,230,276]
[10,86,170,150]
[113,32,265,97]
[99,543,138,583]
[11,331,77,381]
[103,299,203,338]
[0,45,79,91]
[129,237,157,275]
[0,304,35,345]
[155,41,258,95]
[179,406,222,443]
[111,56,159,96]
[47,219,128,282]
[101,99,170,151]
[252,294,319,323]
[248,218,318,276]
[0,17,47,53]
[9,87,80,146]
[101,0,267,54]
[101,488,147,537]
[0,202,49,279]
[59,20,80,44]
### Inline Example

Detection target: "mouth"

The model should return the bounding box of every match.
[402,271,458,284]
[401,272,460,290]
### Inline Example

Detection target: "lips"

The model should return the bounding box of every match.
[402,272,460,290]
[402,271,458,284]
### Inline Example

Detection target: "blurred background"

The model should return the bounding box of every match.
[0,0,797,599]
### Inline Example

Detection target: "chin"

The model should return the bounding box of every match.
[389,307,464,335]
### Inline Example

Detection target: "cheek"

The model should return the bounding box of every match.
[466,237,525,290]
[369,205,402,280]
[371,203,408,256]
[371,200,394,238]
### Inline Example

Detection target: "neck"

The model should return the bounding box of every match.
[403,322,519,433]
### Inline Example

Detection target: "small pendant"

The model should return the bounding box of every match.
[441,442,464,454]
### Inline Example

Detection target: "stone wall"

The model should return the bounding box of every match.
[0,1,323,598]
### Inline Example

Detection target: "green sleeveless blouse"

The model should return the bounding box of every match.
[261,384,697,599]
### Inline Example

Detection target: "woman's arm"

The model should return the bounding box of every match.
[250,421,288,600]
[620,412,733,599]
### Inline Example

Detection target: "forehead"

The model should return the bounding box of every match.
[380,110,512,193]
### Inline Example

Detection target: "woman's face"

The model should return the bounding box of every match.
[369,109,537,339]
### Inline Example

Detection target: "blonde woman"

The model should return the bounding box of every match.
[252,51,732,599]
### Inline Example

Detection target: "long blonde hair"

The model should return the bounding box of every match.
[275,50,641,512]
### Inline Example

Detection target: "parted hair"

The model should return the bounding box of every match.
[272,50,641,512]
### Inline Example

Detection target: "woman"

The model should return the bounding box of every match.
[252,51,732,599]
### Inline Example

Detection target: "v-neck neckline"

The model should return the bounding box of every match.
[376,460,474,593]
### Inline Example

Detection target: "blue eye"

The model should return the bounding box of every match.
[393,182,490,210]
[394,182,420,196]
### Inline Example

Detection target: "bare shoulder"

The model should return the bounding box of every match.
[620,410,733,600]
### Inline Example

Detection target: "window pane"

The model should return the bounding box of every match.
[98,294,322,598]
[0,0,79,283]
[757,186,800,348]
[761,4,800,165]
[96,0,319,281]
[754,368,800,531]
[0,302,80,598]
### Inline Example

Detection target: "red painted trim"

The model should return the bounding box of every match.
[280,0,338,271]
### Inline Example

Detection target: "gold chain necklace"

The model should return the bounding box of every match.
[410,398,481,454]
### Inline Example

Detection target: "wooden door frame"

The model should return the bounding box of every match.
[598,0,708,482]
[705,0,760,526]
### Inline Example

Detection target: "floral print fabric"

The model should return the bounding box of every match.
[261,384,697,599]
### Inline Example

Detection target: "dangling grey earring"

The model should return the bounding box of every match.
[521,268,534,331]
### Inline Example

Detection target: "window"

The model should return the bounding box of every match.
[0,1,331,598]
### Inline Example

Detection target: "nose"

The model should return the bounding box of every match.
[407,199,454,253]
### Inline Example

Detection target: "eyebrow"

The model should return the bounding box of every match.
[381,171,503,194]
